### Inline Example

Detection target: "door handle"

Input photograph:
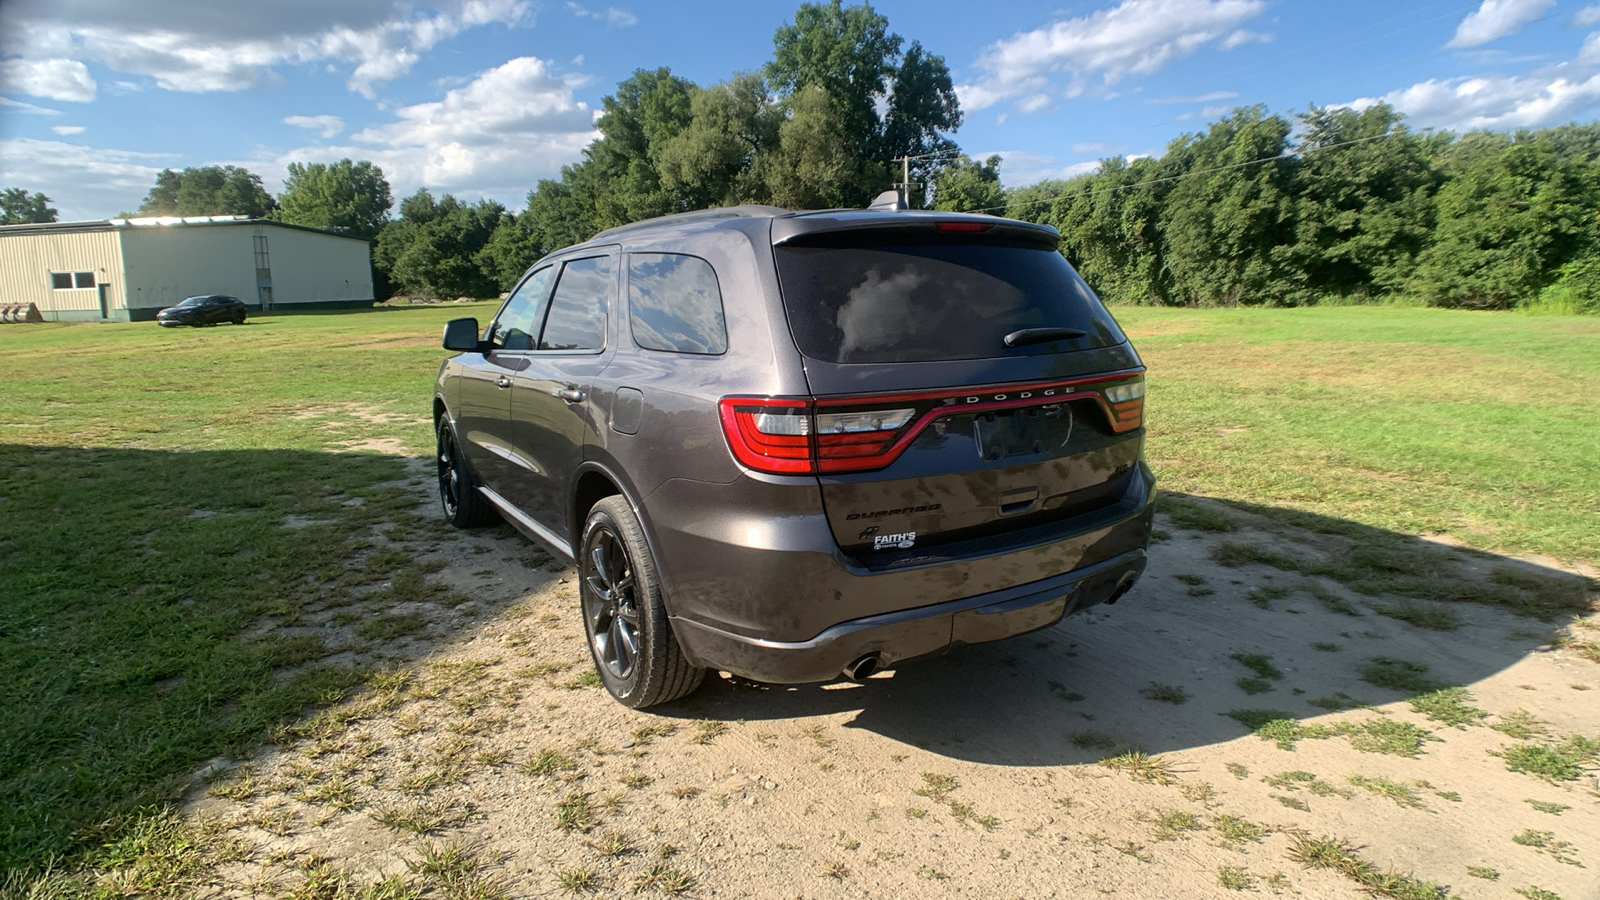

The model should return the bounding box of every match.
[495,375,511,389]
[555,387,585,403]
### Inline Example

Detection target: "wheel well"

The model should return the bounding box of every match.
[573,471,622,536]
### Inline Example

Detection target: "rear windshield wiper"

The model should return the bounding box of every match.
[1003,326,1088,348]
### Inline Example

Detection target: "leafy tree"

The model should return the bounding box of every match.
[376,189,504,299]
[1158,106,1296,305]
[0,188,57,224]
[587,68,697,227]
[931,154,1003,213]
[767,0,961,206]
[136,166,275,218]
[1042,156,1173,305]
[1410,133,1600,308]
[765,85,882,209]
[275,159,393,239]
[655,73,781,209]
[1280,104,1440,301]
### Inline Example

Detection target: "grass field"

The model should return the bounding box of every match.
[0,305,1595,882]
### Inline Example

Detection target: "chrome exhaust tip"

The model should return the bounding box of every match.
[842,653,881,682]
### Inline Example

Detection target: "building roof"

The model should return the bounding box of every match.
[0,216,371,243]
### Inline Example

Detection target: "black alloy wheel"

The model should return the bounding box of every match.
[584,525,641,680]
[579,497,704,707]
[436,418,496,527]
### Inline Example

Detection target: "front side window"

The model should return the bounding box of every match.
[629,253,727,354]
[539,256,611,351]
[50,272,94,290]
[490,266,556,350]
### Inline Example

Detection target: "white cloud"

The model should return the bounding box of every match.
[1346,70,1600,131]
[0,0,531,97]
[1072,142,1124,154]
[0,95,61,115]
[1576,5,1600,27]
[0,138,175,219]
[1220,29,1272,51]
[565,2,636,27]
[1582,32,1600,65]
[957,0,1267,112]
[1150,90,1239,103]
[283,56,597,203]
[0,57,96,101]
[284,114,346,138]
[51,125,85,135]
[983,150,1107,187]
[1446,0,1554,49]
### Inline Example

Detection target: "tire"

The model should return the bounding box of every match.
[233,313,246,325]
[580,496,705,708]
[436,417,498,527]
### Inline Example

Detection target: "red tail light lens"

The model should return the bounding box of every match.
[718,398,812,474]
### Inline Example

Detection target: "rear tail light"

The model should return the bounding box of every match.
[1101,375,1145,433]
[718,370,1144,475]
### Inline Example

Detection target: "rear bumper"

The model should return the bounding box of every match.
[655,461,1155,684]
[670,546,1147,683]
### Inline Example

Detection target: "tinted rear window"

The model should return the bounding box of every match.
[774,243,1126,363]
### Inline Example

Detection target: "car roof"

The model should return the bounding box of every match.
[577,205,1061,254]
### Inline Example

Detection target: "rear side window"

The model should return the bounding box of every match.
[540,256,611,351]
[774,242,1126,364]
[629,253,727,354]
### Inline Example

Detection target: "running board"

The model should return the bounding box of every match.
[477,486,575,561]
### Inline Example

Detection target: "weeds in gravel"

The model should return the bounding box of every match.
[1100,751,1177,785]
[1211,815,1269,848]
[1264,771,1349,798]
[1140,683,1191,704]
[1373,601,1461,631]
[554,793,596,833]
[1348,775,1426,808]
[1527,799,1570,815]
[690,722,729,745]
[1496,736,1600,782]
[914,773,959,801]
[1248,585,1289,609]
[1216,866,1254,890]
[1238,713,1431,757]
[1287,835,1447,900]
[1492,710,1551,740]
[557,868,597,894]
[1408,688,1487,728]
[1360,658,1447,694]
[1513,887,1563,900]
[1070,731,1123,751]
[633,862,695,894]
[1466,865,1499,880]
[1148,809,1205,841]
[371,799,475,835]
[1512,829,1583,867]
[521,749,576,777]
[406,843,505,900]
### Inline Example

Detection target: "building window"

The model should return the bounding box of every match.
[50,271,95,289]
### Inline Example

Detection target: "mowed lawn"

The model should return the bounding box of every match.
[0,305,1595,876]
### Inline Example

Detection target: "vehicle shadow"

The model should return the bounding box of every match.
[662,495,1596,766]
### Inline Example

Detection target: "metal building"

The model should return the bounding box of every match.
[0,216,374,321]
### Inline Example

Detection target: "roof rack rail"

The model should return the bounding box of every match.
[588,204,789,242]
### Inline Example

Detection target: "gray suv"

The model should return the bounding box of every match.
[433,200,1155,708]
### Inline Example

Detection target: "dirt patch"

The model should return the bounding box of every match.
[186,492,1600,899]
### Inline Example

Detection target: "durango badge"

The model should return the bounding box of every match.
[873,531,916,550]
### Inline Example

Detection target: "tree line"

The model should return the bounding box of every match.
[5,0,1596,313]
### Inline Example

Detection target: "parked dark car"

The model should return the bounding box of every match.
[432,195,1155,708]
[156,295,247,327]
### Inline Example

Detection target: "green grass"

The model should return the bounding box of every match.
[1497,736,1600,782]
[1287,835,1448,900]
[0,305,497,874]
[1360,658,1448,694]
[3,305,1595,879]
[1409,687,1488,728]
[1117,306,1600,565]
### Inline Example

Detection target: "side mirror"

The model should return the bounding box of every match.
[442,317,482,352]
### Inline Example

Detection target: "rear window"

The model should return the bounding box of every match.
[774,242,1126,364]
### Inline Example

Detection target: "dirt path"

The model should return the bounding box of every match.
[189,482,1600,899]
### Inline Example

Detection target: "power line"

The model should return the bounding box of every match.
[958,132,1394,216]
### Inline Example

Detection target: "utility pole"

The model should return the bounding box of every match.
[891,155,918,208]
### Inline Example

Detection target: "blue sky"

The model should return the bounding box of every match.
[3,0,1599,220]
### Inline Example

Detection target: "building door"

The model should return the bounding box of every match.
[97,283,109,319]
[254,235,273,311]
